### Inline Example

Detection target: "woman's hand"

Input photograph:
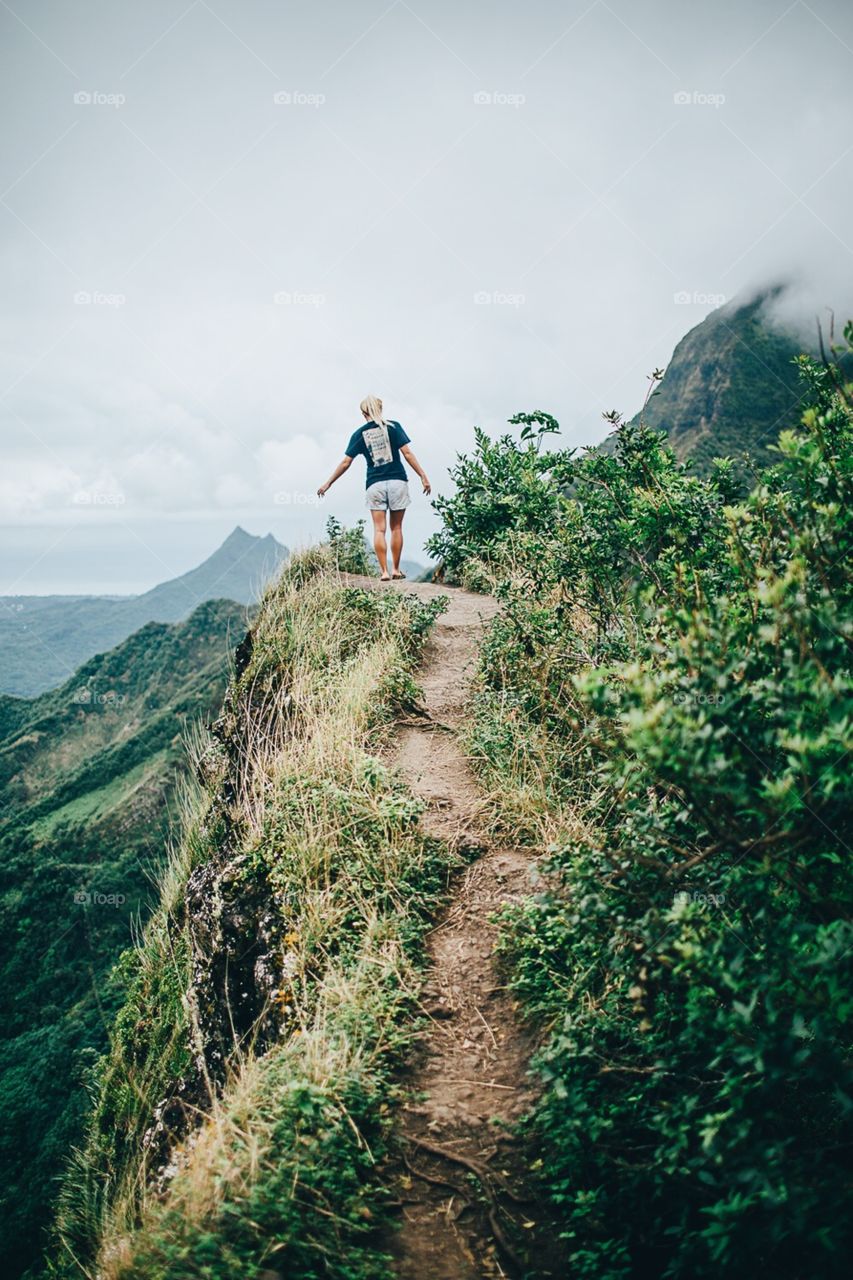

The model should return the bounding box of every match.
[422,477,432,496]
[318,458,352,499]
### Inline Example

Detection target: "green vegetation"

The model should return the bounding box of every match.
[428,334,853,1275]
[0,599,245,1279]
[51,542,451,1280]
[29,318,853,1279]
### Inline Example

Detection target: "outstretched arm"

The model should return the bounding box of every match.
[400,444,431,495]
[318,456,353,497]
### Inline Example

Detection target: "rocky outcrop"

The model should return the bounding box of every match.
[142,623,293,1179]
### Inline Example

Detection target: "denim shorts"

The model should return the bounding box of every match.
[365,480,411,511]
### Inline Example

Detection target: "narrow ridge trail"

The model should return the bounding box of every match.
[344,577,551,1280]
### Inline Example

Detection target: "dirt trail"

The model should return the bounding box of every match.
[344,577,551,1279]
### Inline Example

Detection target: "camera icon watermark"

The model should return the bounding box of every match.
[73,90,126,108]
[673,290,726,307]
[74,889,127,906]
[71,686,127,707]
[274,491,321,506]
[673,90,725,108]
[273,290,326,307]
[673,889,726,909]
[473,90,526,108]
[72,489,126,507]
[73,290,126,308]
[273,90,325,107]
[671,690,725,705]
[474,289,525,307]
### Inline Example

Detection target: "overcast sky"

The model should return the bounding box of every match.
[2,0,852,592]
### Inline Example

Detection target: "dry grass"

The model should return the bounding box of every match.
[52,552,450,1280]
[100,936,418,1280]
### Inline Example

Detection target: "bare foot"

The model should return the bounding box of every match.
[391,570,406,580]
[380,572,391,582]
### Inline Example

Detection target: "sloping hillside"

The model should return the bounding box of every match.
[135,526,285,614]
[618,287,816,474]
[0,599,244,1277]
[0,527,287,697]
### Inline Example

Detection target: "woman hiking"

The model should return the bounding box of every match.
[317,395,431,581]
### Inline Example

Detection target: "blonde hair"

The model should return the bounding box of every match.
[360,394,387,426]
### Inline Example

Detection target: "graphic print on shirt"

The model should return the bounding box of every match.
[362,424,393,467]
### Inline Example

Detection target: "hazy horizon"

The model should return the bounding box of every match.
[3,0,853,593]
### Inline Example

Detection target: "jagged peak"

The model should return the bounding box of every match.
[219,527,286,553]
[221,525,254,547]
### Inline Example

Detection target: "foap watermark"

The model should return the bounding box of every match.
[672,690,725,706]
[274,491,321,506]
[71,687,127,707]
[74,889,127,906]
[474,289,525,307]
[674,290,726,307]
[673,90,725,108]
[673,889,726,909]
[72,488,126,507]
[273,89,325,107]
[273,290,326,308]
[73,290,126,307]
[73,90,126,108]
[474,90,525,108]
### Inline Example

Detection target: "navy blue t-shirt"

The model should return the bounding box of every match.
[345,420,411,488]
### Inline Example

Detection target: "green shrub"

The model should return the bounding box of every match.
[442,335,853,1275]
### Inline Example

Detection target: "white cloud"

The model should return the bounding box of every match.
[0,459,80,514]
[2,0,852,587]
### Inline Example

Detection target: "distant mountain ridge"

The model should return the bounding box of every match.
[0,527,287,697]
[136,526,285,617]
[615,285,829,475]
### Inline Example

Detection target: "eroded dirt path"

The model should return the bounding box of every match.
[344,577,551,1279]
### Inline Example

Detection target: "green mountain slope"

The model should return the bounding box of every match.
[0,527,287,697]
[0,599,246,1278]
[621,287,821,475]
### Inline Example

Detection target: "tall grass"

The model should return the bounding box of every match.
[51,549,451,1280]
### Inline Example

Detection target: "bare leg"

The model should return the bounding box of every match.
[371,509,390,579]
[390,508,405,576]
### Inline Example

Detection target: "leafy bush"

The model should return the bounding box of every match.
[438,335,853,1275]
[325,515,374,576]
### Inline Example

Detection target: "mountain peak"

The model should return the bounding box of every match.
[220,527,286,554]
[624,286,816,475]
[222,525,254,547]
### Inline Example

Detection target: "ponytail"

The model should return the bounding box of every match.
[360,394,387,427]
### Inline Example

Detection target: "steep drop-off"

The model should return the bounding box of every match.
[0,599,244,1277]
